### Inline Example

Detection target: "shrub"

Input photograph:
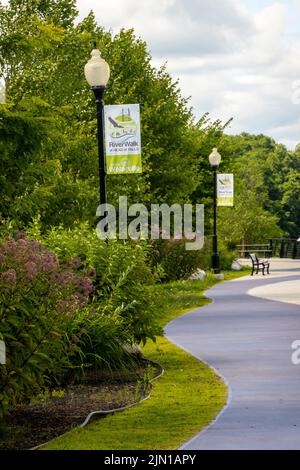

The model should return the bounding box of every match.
[150,238,205,282]
[62,306,134,380]
[218,239,238,271]
[219,250,237,270]
[150,237,238,280]
[191,238,237,272]
[27,223,163,345]
[0,236,95,417]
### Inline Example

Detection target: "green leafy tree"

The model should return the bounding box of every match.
[1,1,228,228]
[280,170,300,238]
[217,133,294,242]
[218,189,282,246]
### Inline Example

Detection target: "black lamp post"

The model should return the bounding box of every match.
[84,45,110,209]
[209,148,222,274]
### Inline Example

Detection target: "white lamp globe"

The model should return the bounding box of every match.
[84,48,110,88]
[209,148,222,168]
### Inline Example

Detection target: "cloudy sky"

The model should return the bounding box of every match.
[2,0,300,148]
[75,0,300,149]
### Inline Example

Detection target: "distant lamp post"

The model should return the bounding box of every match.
[209,148,222,274]
[84,44,110,209]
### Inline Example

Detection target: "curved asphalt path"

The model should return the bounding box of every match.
[166,260,300,450]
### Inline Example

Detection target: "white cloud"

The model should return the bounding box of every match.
[1,0,299,148]
[76,0,300,149]
[79,0,254,56]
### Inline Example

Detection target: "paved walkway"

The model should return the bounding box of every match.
[166,259,300,450]
[249,281,300,306]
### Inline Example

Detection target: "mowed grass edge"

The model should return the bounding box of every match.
[43,271,249,450]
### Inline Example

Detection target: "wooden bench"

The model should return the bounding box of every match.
[249,253,270,276]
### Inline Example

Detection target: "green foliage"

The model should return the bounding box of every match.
[191,114,233,234]
[0,100,66,225]
[60,305,134,379]
[0,235,95,417]
[280,169,300,238]
[0,0,230,227]
[0,230,161,417]
[1,0,300,421]
[0,99,101,227]
[42,272,248,451]
[26,222,163,344]
[150,239,204,282]
[1,0,298,243]
[219,133,298,241]
[219,249,237,271]
[218,189,282,246]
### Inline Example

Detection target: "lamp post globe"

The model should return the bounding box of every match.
[209,147,222,169]
[209,148,221,274]
[84,47,110,89]
[85,45,110,224]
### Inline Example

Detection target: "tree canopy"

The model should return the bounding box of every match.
[1,0,299,243]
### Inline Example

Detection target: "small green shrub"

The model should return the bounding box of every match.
[219,251,237,270]
[150,238,205,282]
[218,239,238,271]
[149,237,238,280]
[191,238,238,273]
[62,306,134,379]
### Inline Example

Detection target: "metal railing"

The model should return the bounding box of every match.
[236,244,273,258]
[270,238,300,259]
[236,239,300,260]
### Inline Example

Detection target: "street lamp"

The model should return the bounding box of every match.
[84,44,110,209]
[209,148,222,274]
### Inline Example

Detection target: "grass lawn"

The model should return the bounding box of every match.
[43,270,249,450]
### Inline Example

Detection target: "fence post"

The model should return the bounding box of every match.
[293,241,298,259]
[269,239,273,257]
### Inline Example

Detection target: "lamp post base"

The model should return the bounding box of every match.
[212,253,220,274]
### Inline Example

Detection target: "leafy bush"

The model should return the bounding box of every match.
[0,235,95,417]
[27,222,163,344]
[62,306,134,380]
[219,250,237,270]
[150,237,238,280]
[150,238,205,282]
[204,239,238,271]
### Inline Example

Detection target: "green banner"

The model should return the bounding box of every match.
[104,104,142,175]
[106,154,142,175]
[217,174,234,207]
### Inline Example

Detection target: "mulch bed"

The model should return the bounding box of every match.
[0,361,161,450]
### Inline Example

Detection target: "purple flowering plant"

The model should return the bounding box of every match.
[0,236,95,417]
[0,236,94,313]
